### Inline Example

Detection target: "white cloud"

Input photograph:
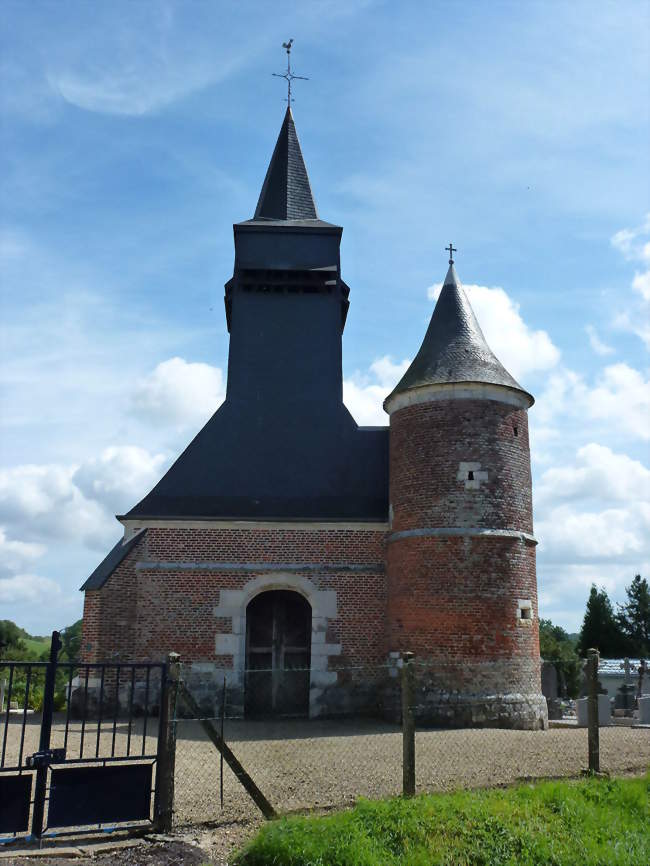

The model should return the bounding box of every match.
[585,324,614,356]
[428,282,560,381]
[0,527,45,578]
[343,355,409,425]
[44,7,251,118]
[50,66,216,117]
[73,446,168,514]
[0,573,62,605]
[583,364,650,440]
[130,357,225,431]
[343,381,389,426]
[611,213,650,349]
[611,213,650,261]
[0,445,168,552]
[369,356,410,389]
[632,269,650,303]
[535,363,650,442]
[538,560,650,630]
[535,441,650,630]
[536,443,650,506]
[537,504,648,561]
[0,464,112,550]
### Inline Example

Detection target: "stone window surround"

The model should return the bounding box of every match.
[212,572,342,715]
[517,599,534,625]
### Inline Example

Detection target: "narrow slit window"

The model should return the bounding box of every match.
[467,470,474,481]
[513,426,519,437]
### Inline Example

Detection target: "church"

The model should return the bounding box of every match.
[80,104,547,730]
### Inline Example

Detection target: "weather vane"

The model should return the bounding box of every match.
[446,243,457,264]
[272,39,309,105]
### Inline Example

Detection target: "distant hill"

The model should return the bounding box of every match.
[22,633,51,655]
[0,620,80,661]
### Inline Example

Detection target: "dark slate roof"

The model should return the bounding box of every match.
[80,530,146,590]
[123,403,389,521]
[253,107,319,221]
[387,263,533,405]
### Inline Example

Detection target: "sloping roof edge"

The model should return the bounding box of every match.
[80,529,146,591]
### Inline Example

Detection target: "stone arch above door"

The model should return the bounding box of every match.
[213,573,341,691]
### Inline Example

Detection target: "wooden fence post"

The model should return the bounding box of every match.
[401,651,416,797]
[154,651,180,833]
[587,647,600,773]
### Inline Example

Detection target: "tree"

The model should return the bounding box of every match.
[577,585,629,658]
[60,619,83,662]
[0,620,27,658]
[618,575,650,658]
[539,618,581,697]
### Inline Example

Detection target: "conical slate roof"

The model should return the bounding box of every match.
[253,107,318,220]
[387,263,533,406]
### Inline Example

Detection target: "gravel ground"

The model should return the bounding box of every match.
[174,717,650,825]
[2,713,649,864]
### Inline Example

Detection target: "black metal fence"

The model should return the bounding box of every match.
[0,633,167,843]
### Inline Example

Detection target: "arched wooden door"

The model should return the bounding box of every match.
[245,590,312,718]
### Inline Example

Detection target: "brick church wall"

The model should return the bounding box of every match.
[81,525,388,716]
[81,532,146,663]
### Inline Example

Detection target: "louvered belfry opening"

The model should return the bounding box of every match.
[245,590,312,718]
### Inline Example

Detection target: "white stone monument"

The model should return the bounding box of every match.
[639,696,650,724]
[577,694,611,726]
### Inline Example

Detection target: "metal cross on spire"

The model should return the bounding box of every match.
[272,39,309,105]
[446,243,457,264]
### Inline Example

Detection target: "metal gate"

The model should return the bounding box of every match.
[0,632,167,842]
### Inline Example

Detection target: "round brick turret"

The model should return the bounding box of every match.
[384,261,547,730]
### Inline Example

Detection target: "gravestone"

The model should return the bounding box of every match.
[546,697,563,720]
[541,662,559,700]
[577,695,611,726]
[639,696,650,724]
[637,660,647,698]
[614,658,636,715]
[579,659,607,698]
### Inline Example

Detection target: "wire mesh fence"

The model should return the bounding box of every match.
[171,659,650,828]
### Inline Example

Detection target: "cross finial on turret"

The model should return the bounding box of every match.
[446,243,457,265]
[272,39,309,105]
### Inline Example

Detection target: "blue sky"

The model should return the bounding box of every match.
[1,0,648,636]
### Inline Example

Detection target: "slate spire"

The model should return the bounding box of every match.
[386,261,533,406]
[253,107,319,220]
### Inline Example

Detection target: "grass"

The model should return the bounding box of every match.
[233,774,649,866]
[21,635,50,656]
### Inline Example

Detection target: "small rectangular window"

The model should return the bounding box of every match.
[518,600,533,622]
